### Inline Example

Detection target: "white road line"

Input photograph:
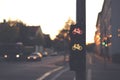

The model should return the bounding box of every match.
[51,67,69,80]
[87,69,92,80]
[89,55,93,64]
[36,66,63,80]
[73,77,76,80]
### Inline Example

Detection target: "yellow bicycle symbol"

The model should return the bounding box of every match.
[72,44,83,51]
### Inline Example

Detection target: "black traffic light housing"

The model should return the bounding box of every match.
[69,24,86,71]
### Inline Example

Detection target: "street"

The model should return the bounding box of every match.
[0,53,120,80]
[0,55,68,80]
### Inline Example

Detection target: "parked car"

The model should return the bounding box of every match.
[27,52,42,61]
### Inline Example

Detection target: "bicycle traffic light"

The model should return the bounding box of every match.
[69,24,86,71]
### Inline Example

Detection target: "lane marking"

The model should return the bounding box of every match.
[89,55,93,64]
[36,66,63,80]
[51,67,69,80]
[87,69,92,80]
[74,77,76,80]
[87,54,93,65]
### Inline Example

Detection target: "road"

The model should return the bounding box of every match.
[0,53,120,80]
[0,55,68,80]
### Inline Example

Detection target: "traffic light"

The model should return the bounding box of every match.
[102,37,110,47]
[70,0,86,80]
[102,40,107,47]
[69,24,86,71]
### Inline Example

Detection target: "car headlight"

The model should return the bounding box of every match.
[4,55,8,58]
[27,57,30,59]
[16,54,20,58]
[33,56,37,59]
[44,52,48,55]
[39,54,43,58]
[38,53,42,58]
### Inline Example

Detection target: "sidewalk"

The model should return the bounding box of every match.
[55,53,120,80]
[52,55,75,80]
[55,64,75,80]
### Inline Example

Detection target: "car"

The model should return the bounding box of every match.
[3,52,24,61]
[27,52,42,61]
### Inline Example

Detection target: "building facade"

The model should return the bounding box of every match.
[95,0,120,61]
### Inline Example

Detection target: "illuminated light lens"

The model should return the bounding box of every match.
[33,56,37,59]
[39,54,43,58]
[16,54,20,58]
[45,52,48,55]
[102,42,105,45]
[105,44,108,47]
[4,55,8,58]
[38,53,43,58]
[72,43,83,51]
[27,57,30,59]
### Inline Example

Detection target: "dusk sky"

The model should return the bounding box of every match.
[0,0,104,43]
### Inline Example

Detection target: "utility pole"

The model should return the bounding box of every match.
[76,0,86,80]
[69,0,86,80]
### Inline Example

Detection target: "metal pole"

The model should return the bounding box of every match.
[75,0,86,80]
[75,70,86,80]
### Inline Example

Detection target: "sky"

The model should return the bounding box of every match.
[86,0,104,43]
[0,0,104,43]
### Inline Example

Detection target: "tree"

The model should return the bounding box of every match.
[0,20,27,43]
[53,18,75,51]
[55,18,75,40]
[0,21,20,43]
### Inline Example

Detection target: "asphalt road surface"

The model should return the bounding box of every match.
[0,53,120,80]
[0,55,69,80]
